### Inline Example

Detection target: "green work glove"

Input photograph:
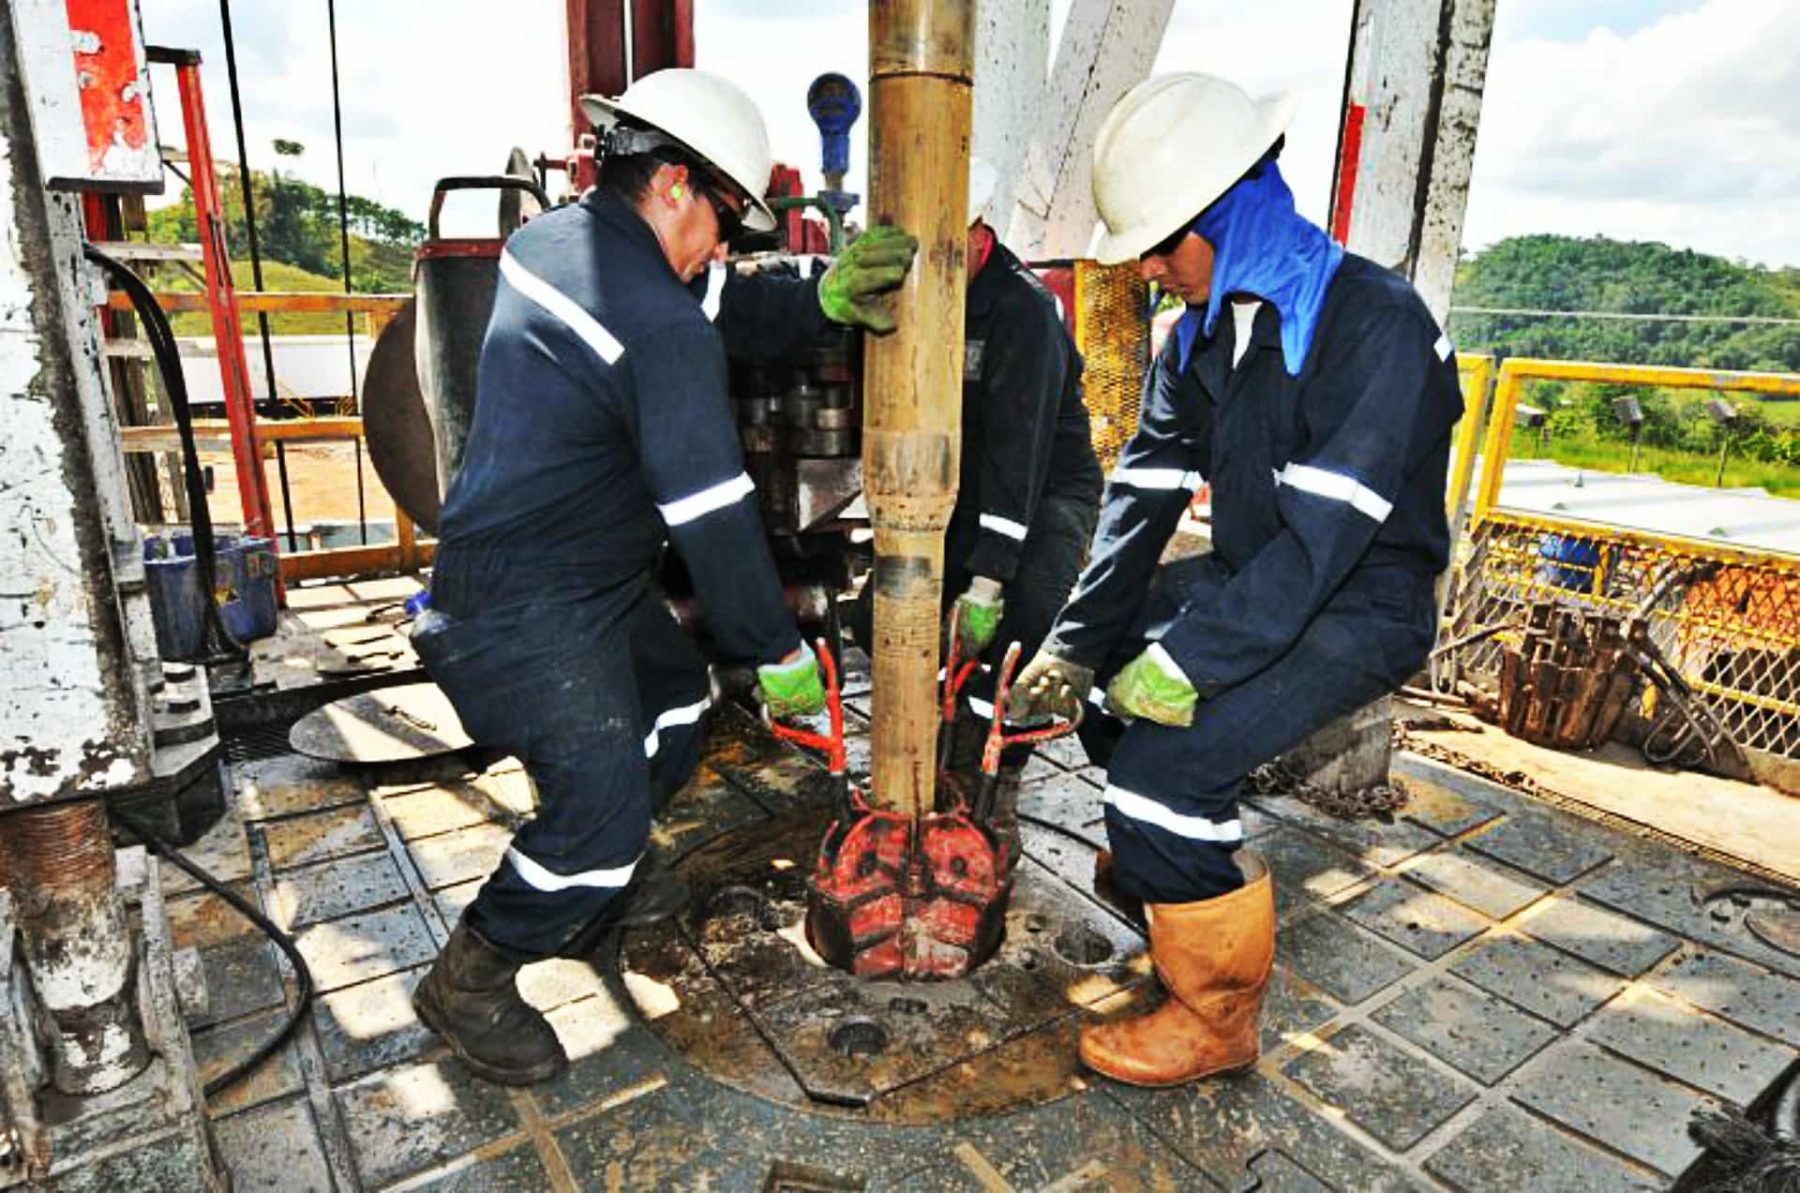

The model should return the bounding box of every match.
[952,576,1005,655]
[1104,644,1199,727]
[757,641,826,719]
[1008,649,1095,724]
[818,224,918,334]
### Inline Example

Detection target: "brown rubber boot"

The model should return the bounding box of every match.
[414,920,568,1086]
[1079,850,1274,1087]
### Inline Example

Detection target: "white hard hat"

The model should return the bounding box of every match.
[581,69,777,233]
[1089,73,1297,265]
[967,157,998,226]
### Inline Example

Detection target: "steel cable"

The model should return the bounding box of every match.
[217,0,300,553]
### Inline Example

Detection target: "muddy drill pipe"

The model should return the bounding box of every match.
[0,802,150,1095]
[863,0,974,818]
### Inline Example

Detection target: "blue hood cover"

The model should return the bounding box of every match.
[1173,161,1343,378]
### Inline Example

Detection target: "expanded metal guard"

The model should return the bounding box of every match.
[1447,511,1800,759]
[1444,358,1800,763]
[1072,260,1149,472]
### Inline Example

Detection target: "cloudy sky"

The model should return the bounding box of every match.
[137,0,1799,268]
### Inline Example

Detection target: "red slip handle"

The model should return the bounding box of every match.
[981,641,1082,776]
[764,637,846,775]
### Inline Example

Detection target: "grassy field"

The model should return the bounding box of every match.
[1512,430,1800,497]
[1752,397,1800,425]
[166,259,399,336]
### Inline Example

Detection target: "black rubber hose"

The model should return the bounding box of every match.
[111,806,313,1098]
[83,243,246,664]
[1777,1063,1799,1144]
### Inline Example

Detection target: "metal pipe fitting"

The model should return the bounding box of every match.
[0,802,150,1096]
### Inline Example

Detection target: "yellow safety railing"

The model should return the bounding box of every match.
[1445,356,1800,763]
[1473,358,1800,520]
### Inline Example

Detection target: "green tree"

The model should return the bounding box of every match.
[144,144,422,293]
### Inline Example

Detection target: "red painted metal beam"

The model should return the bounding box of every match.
[1330,100,1366,246]
[170,56,278,556]
[564,0,694,141]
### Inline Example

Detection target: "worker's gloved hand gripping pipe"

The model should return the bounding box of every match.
[952,576,1005,654]
[818,224,919,334]
[758,641,828,718]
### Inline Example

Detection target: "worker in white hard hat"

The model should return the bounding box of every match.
[847,158,1102,834]
[410,68,916,1086]
[1011,73,1464,1087]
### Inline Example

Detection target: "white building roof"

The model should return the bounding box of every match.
[1493,459,1800,555]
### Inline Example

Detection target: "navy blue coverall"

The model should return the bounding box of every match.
[414,189,828,959]
[1044,254,1464,904]
[850,240,1102,699]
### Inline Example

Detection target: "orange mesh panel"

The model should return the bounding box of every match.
[1072,260,1149,472]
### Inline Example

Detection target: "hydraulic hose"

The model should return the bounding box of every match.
[84,243,246,664]
[112,806,314,1097]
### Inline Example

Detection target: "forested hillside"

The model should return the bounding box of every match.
[147,142,421,294]
[1448,235,1800,495]
[1448,234,1800,373]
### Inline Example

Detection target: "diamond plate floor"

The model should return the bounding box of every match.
[181,677,1799,1191]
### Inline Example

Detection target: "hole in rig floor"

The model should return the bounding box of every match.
[827,1019,890,1058]
[1053,923,1115,967]
[618,805,1152,1121]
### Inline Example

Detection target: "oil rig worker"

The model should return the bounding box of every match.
[1011,73,1463,1087]
[410,68,915,1086]
[850,158,1103,823]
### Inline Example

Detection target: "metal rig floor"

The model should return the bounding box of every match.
[173,591,1799,1190]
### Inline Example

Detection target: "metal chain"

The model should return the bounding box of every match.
[1245,754,1411,820]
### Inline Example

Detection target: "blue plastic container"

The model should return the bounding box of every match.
[1535,533,1604,594]
[143,532,278,660]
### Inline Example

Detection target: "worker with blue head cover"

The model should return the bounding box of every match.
[1011,73,1464,1088]
[410,68,916,1087]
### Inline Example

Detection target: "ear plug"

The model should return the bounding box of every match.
[671,184,685,199]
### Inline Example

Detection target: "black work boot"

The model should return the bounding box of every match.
[413,921,567,1086]
[555,853,691,958]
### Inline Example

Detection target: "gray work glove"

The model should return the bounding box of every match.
[1008,649,1095,724]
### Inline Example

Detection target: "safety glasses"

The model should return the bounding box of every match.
[698,180,745,242]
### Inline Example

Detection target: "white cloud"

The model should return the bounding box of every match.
[1464,0,1800,266]
[140,1,569,240]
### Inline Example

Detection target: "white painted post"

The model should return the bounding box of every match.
[1340,0,1496,324]
[1,11,152,806]
[1005,0,1173,259]
[972,0,1049,232]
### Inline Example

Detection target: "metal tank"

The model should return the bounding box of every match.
[412,175,549,498]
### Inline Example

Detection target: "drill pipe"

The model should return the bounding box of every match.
[863,0,974,817]
[0,801,150,1095]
